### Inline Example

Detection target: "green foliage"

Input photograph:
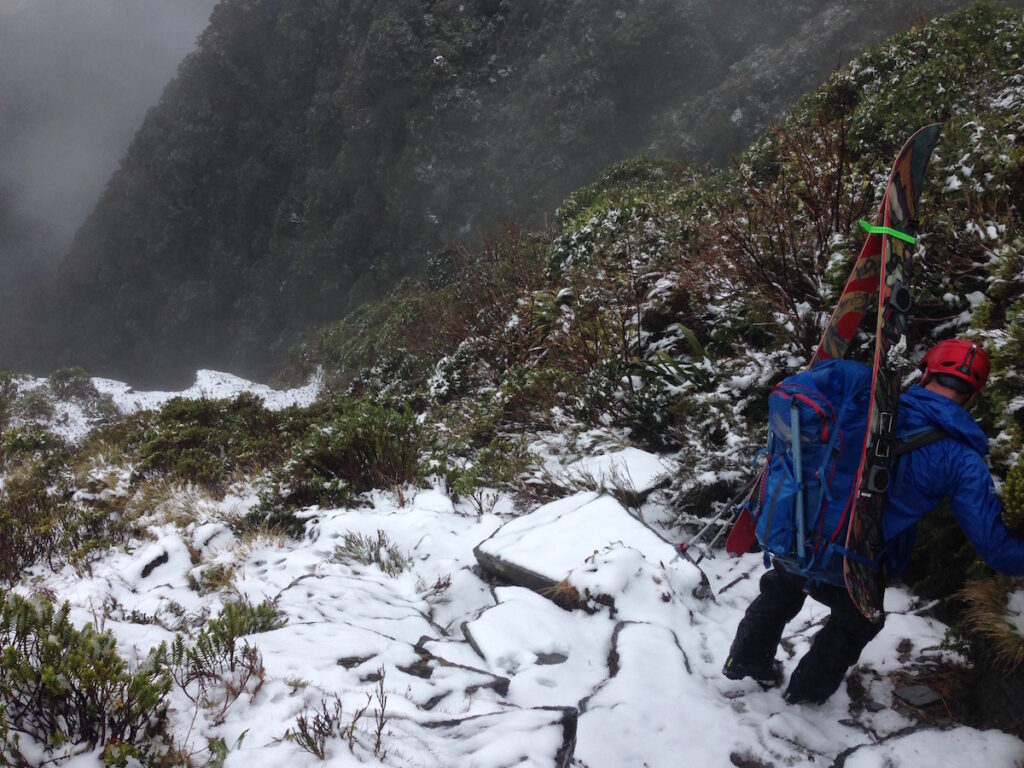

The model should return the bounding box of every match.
[0,426,74,584]
[0,470,66,585]
[47,366,96,400]
[170,599,283,708]
[0,372,17,426]
[0,423,138,583]
[257,398,426,532]
[444,434,536,502]
[1004,460,1024,533]
[290,278,438,396]
[0,590,171,760]
[13,388,55,421]
[1,423,66,472]
[135,392,285,493]
[553,156,696,237]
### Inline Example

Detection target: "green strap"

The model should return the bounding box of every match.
[859,220,917,245]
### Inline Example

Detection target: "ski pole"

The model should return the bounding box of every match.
[678,504,733,558]
[678,476,759,563]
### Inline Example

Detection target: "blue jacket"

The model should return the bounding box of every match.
[884,385,1024,576]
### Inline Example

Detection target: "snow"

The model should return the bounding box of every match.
[93,368,323,414]
[541,447,672,498]
[1007,589,1024,635]
[7,369,322,445]
[7,377,1024,767]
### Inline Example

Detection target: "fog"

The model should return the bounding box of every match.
[0,0,215,287]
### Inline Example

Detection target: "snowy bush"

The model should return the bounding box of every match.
[169,599,284,712]
[0,590,172,765]
[134,392,285,493]
[257,398,427,531]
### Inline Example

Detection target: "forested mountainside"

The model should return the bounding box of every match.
[0,0,999,387]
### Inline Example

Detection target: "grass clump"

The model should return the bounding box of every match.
[332,530,410,576]
[950,577,1024,672]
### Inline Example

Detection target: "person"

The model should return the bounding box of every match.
[722,338,1024,704]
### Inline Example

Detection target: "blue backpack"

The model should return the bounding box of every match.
[753,359,872,583]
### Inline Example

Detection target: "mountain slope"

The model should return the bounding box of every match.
[2,0,998,386]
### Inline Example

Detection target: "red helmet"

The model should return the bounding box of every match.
[920,338,991,392]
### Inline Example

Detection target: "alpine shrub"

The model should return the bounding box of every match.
[0,470,67,584]
[1,423,66,472]
[0,590,172,761]
[47,366,97,400]
[258,399,426,530]
[1003,460,1024,534]
[0,372,17,426]
[134,393,285,493]
[12,388,55,421]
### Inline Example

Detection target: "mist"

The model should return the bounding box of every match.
[0,0,215,288]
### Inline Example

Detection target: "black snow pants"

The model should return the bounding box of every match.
[726,563,884,703]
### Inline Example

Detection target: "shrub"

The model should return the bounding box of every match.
[0,372,18,427]
[169,599,283,714]
[47,366,97,400]
[0,467,68,585]
[443,435,537,512]
[0,590,171,762]
[13,388,55,421]
[257,398,426,531]
[134,393,285,493]
[1,423,66,472]
[1004,459,1024,534]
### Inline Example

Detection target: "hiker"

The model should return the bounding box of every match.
[722,338,1024,704]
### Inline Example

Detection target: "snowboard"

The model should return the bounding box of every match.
[843,122,942,620]
[724,124,943,603]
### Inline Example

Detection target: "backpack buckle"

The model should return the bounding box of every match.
[866,464,890,493]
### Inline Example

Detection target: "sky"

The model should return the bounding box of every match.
[0,0,215,279]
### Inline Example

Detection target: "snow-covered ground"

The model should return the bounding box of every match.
[8,373,1024,767]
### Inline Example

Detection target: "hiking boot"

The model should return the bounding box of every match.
[722,657,785,689]
[783,684,828,706]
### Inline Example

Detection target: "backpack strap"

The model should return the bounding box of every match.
[894,427,951,456]
[840,428,954,575]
